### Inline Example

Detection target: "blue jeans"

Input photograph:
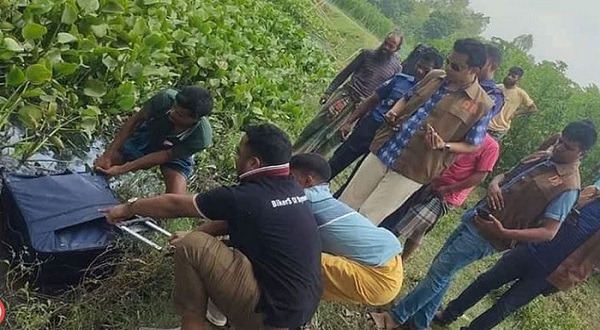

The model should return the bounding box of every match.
[442,246,556,330]
[389,221,496,329]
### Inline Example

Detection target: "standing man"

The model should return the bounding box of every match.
[369,121,596,330]
[94,86,213,194]
[293,32,403,157]
[436,179,600,330]
[339,38,494,225]
[103,123,322,330]
[379,133,500,261]
[488,66,537,140]
[328,49,443,181]
[377,44,504,259]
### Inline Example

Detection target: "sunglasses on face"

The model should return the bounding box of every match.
[446,58,466,72]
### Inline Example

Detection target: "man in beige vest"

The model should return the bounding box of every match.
[435,176,600,330]
[487,66,537,141]
[369,120,597,330]
[339,38,494,225]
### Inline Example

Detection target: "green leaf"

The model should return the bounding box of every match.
[28,0,54,14]
[57,32,77,44]
[83,79,107,97]
[18,105,43,128]
[80,116,97,136]
[54,62,79,76]
[61,3,79,24]
[76,0,99,15]
[143,33,166,48]
[208,78,220,87]
[49,136,65,149]
[116,81,135,95]
[22,22,48,40]
[21,88,45,98]
[6,66,25,86]
[102,55,118,70]
[82,105,101,116]
[3,38,24,52]
[25,64,52,84]
[102,0,124,13]
[117,95,136,110]
[91,24,108,38]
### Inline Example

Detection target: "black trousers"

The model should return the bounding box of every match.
[441,246,557,330]
[329,115,382,198]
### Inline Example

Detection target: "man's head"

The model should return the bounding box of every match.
[414,48,443,82]
[378,32,403,56]
[444,38,487,85]
[290,153,331,188]
[551,120,597,164]
[169,86,213,127]
[480,44,502,79]
[503,67,524,88]
[235,123,292,176]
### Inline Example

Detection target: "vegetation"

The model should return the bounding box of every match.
[2,0,600,329]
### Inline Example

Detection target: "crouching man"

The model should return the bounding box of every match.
[290,153,403,306]
[103,124,322,330]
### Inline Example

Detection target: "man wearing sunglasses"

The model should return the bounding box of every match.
[369,120,596,330]
[94,87,213,194]
[328,48,444,185]
[338,38,494,225]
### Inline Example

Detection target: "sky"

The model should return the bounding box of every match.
[468,0,600,87]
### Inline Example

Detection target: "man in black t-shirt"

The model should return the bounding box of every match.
[103,124,322,330]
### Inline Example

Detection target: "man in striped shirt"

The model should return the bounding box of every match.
[293,32,403,157]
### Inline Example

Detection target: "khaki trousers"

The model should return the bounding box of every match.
[173,231,287,330]
[339,153,422,225]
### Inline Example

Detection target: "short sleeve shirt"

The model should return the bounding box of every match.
[194,175,322,328]
[144,89,213,159]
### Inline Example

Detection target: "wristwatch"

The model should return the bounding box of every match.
[442,143,451,151]
[126,197,139,214]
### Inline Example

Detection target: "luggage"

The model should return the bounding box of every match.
[0,169,172,292]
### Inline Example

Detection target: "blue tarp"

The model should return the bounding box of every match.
[3,172,118,253]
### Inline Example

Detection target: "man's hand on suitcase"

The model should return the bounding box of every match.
[101,204,133,224]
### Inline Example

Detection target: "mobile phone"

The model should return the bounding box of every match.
[476,208,493,221]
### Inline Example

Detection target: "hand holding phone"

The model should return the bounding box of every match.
[476,208,493,221]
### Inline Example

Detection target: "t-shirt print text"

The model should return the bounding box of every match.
[271,195,308,208]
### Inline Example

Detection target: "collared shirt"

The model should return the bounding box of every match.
[304,184,402,267]
[372,73,416,122]
[375,78,494,168]
[376,81,450,168]
[479,78,505,118]
[463,159,579,232]
[194,164,322,328]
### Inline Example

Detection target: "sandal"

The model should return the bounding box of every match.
[367,312,401,330]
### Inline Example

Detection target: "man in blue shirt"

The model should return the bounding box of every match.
[369,121,597,330]
[290,153,403,306]
[328,49,444,182]
[436,179,600,330]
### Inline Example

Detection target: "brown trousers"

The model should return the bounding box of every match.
[173,231,287,330]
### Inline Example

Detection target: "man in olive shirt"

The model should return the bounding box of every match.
[488,67,537,140]
[94,86,213,194]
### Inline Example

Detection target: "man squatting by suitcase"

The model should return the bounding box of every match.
[103,123,322,330]
[95,87,214,194]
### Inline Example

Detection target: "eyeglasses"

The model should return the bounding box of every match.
[446,58,466,72]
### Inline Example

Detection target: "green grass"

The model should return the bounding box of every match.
[4,1,600,330]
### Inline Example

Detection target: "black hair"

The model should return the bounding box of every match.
[453,38,487,69]
[562,119,597,151]
[485,44,502,66]
[290,153,331,182]
[419,48,444,69]
[509,66,525,77]
[175,86,213,119]
[242,123,292,166]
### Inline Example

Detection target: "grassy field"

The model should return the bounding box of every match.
[3,1,600,330]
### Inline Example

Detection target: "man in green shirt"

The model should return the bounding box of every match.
[94,86,213,194]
